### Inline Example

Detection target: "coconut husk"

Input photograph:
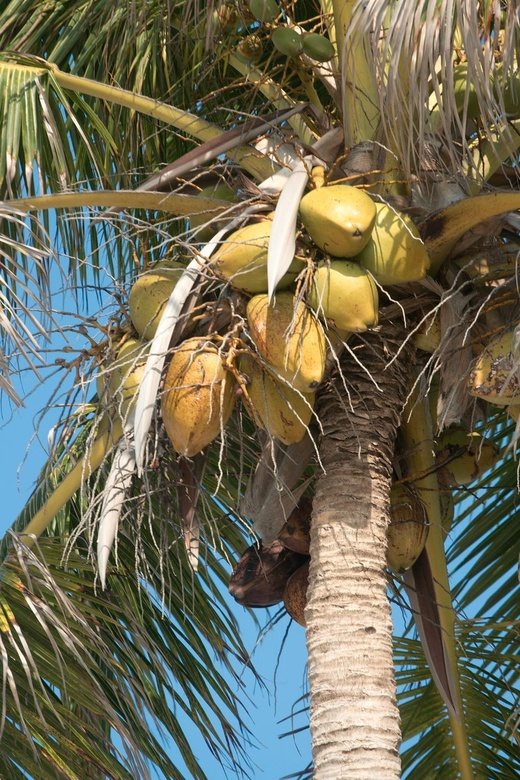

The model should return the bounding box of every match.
[229,539,308,608]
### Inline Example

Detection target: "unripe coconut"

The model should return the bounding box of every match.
[302,33,334,62]
[307,260,379,332]
[468,329,520,406]
[239,353,315,445]
[190,183,236,243]
[435,426,499,486]
[161,338,235,457]
[283,560,309,626]
[271,26,303,57]
[249,0,278,23]
[356,202,430,284]
[247,292,326,393]
[129,262,186,340]
[236,34,263,64]
[210,219,302,294]
[96,338,148,420]
[386,483,429,573]
[299,184,376,258]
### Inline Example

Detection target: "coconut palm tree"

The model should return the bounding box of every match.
[1,1,520,779]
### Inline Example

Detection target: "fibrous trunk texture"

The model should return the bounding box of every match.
[306,325,413,780]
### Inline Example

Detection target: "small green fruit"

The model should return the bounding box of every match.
[307,261,379,332]
[249,0,278,23]
[299,185,376,258]
[302,33,334,62]
[271,27,303,57]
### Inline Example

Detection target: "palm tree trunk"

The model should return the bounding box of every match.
[306,325,414,779]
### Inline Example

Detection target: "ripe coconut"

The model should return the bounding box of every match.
[246,292,326,393]
[239,353,315,445]
[299,184,376,258]
[307,260,379,332]
[283,560,309,626]
[386,483,429,573]
[435,426,499,487]
[96,338,149,420]
[468,328,520,406]
[210,219,302,294]
[129,262,186,340]
[161,338,235,457]
[356,202,430,285]
[229,539,308,607]
[277,495,312,556]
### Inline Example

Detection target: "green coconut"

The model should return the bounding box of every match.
[129,261,186,340]
[356,202,430,284]
[271,26,303,57]
[307,261,379,332]
[302,33,334,62]
[249,0,278,23]
[299,184,377,258]
[210,219,302,294]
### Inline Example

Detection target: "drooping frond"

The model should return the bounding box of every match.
[348,0,520,187]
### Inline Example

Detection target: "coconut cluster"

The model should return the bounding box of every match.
[94,178,506,605]
[96,182,433,461]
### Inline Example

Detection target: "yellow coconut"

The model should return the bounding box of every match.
[356,202,430,284]
[161,338,235,457]
[386,483,429,574]
[129,262,186,340]
[246,292,326,393]
[299,184,376,258]
[307,260,379,332]
[412,312,441,353]
[210,219,302,294]
[239,353,315,445]
[468,328,520,406]
[435,426,499,486]
[96,338,149,420]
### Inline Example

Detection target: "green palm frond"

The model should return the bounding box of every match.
[397,620,520,779]
[0,477,256,780]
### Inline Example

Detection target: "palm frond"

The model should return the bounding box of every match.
[351,0,520,186]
